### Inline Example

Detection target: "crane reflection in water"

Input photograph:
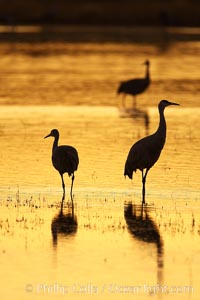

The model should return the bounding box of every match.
[51,200,78,247]
[124,202,164,288]
[119,106,150,136]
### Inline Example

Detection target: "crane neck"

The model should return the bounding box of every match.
[156,106,166,143]
[146,64,150,80]
[52,135,59,153]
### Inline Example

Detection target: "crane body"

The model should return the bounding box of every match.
[118,60,150,107]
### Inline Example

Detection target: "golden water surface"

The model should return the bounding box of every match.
[0,26,199,300]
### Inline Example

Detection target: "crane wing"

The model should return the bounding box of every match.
[52,146,79,176]
[124,134,163,179]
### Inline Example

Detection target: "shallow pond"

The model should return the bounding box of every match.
[0,26,199,300]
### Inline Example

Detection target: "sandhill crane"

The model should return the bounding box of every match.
[44,129,79,203]
[117,60,150,108]
[124,100,179,204]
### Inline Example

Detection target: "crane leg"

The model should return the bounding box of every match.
[61,174,65,200]
[142,169,149,204]
[61,193,65,212]
[122,94,126,108]
[70,174,75,201]
[133,96,136,108]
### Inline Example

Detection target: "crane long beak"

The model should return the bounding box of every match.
[44,133,51,139]
[170,102,180,106]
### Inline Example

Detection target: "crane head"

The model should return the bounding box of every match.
[44,129,59,139]
[144,60,150,66]
[159,100,180,109]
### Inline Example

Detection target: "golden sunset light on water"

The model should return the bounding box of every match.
[0,1,200,300]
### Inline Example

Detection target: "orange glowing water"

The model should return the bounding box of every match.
[0,26,199,300]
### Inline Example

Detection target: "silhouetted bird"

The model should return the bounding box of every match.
[44,129,79,202]
[117,60,150,108]
[124,100,179,204]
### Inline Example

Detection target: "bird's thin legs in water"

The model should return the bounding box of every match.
[61,193,65,213]
[142,170,146,204]
[70,174,75,202]
[61,174,65,203]
[132,96,136,108]
[122,94,126,108]
[142,169,149,204]
[140,202,144,215]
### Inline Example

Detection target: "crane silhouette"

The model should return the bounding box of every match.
[44,129,79,203]
[124,100,179,204]
[117,60,150,108]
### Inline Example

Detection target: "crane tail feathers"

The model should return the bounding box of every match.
[124,167,133,180]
